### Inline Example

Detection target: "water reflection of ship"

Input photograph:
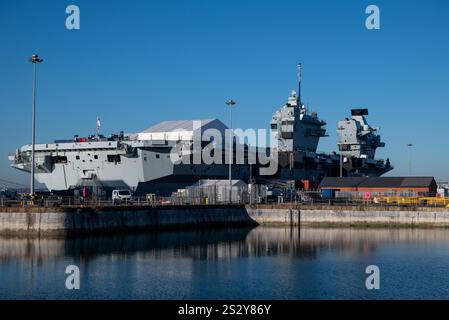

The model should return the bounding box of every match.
[2,228,449,262]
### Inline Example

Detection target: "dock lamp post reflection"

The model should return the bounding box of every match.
[29,54,43,198]
[226,99,236,203]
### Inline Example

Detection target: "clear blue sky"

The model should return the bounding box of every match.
[1,0,449,187]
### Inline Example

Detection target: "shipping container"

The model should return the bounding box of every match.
[321,189,336,199]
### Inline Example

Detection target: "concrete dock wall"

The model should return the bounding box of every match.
[246,205,449,227]
[0,205,255,236]
[2,204,449,236]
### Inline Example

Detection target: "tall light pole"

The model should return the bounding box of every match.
[407,143,413,176]
[226,99,236,203]
[29,54,43,197]
[337,126,344,177]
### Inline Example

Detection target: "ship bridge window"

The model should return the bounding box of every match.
[107,155,121,163]
[53,156,68,164]
[94,155,98,160]
[76,155,80,160]
[270,123,278,130]
[156,154,160,159]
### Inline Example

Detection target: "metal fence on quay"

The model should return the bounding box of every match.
[1,187,449,209]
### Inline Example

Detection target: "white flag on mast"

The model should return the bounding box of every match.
[97,115,101,135]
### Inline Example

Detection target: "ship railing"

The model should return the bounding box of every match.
[315,150,388,162]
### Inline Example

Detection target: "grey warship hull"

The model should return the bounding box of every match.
[9,136,391,196]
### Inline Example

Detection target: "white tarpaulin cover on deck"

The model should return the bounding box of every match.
[137,119,228,141]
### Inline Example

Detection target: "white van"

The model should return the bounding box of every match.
[112,189,133,205]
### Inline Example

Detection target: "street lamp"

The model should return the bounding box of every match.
[337,126,344,177]
[226,99,236,203]
[407,143,413,176]
[29,54,43,197]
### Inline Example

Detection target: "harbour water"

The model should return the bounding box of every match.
[1,226,449,300]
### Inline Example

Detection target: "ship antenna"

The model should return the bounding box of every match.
[297,63,302,107]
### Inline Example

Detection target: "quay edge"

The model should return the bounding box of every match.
[1,204,449,236]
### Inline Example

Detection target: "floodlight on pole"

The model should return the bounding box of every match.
[226,99,236,203]
[337,126,344,177]
[29,54,43,197]
[407,143,413,176]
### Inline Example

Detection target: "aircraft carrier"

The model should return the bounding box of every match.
[9,65,392,195]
